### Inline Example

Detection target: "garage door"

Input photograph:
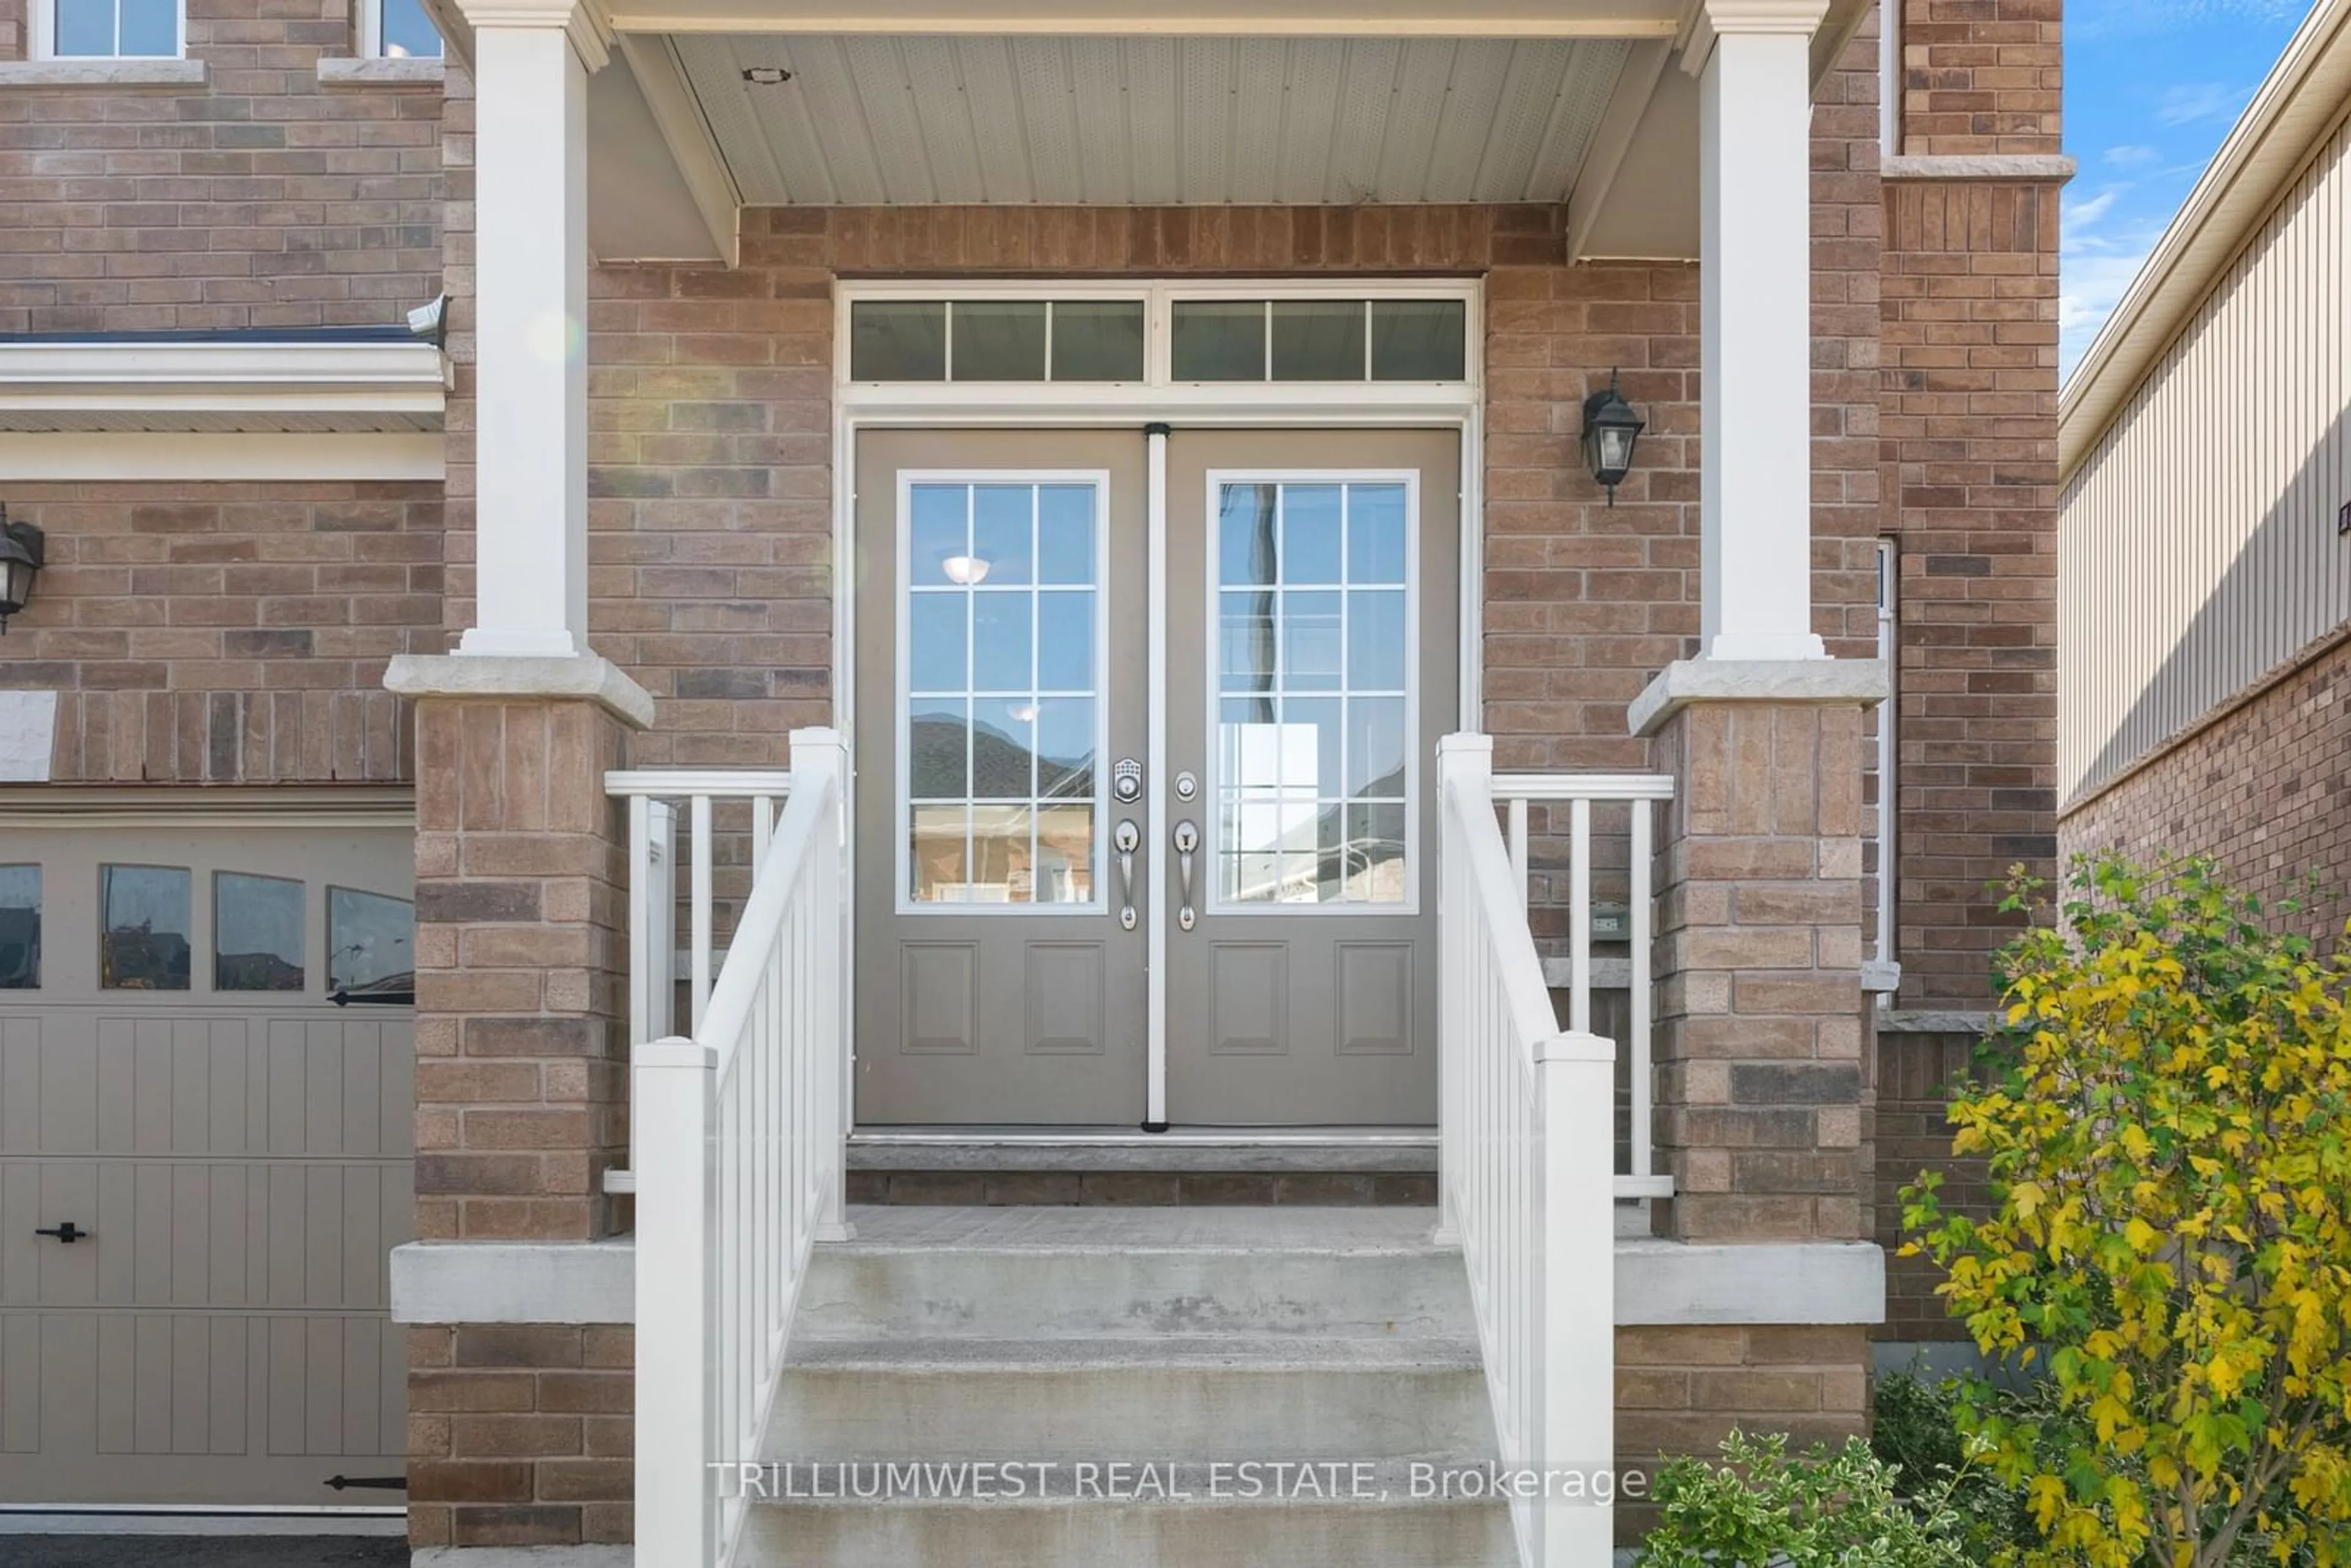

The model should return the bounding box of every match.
[0,819,414,1506]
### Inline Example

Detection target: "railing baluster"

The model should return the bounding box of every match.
[690,792,714,1033]
[1630,797,1654,1184]
[1508,796,1529,910]
[1568,797,1591,1038]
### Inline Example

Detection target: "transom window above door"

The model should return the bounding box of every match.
[842,288,1475,389]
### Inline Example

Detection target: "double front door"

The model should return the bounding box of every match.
[853,427,1459,1126]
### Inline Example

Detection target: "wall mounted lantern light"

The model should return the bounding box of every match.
[1580,371,1646,507]
[0,510,42,632]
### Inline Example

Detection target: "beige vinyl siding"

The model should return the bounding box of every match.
[2060,108,2351,807]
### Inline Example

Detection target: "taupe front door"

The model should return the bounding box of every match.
[854,427,1457,1127]
[1164,430,1460,1125]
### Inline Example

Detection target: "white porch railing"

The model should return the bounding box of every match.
[602,765,795,1193]
[1438,733,1618,1568]
[1491,769,1675,1200]
[632,728,852,1567]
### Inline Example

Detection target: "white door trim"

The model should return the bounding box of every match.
[833,276,1484,1133]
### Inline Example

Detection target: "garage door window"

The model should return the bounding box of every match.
[100,863,190,991]
[330,885,414,1000]
[0,865,36,988]
[215,871,304,992]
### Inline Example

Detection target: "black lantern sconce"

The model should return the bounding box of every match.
[1580,371,1646,507]
[0,510,41,632]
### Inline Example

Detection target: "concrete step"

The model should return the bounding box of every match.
[798,1204,1471,1340]
[741,1493,1517,1568]
[764,1335,1497,1462]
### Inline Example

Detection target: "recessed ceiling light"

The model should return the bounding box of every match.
[741,67,792,84]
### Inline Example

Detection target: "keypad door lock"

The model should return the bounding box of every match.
[1112,759,1142,803]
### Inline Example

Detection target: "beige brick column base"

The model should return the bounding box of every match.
[388,653,653,1550]
[1635,661,1884,1246]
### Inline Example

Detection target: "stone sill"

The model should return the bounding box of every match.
[317,56,445,86]
[1883,152,2077,184]
[0,58,204,86]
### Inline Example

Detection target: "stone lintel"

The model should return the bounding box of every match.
[1629,656,1888,737]
[1882,152,2077,183]
[386,651,654,730]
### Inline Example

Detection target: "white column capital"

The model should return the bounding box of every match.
[1682,0,1831,73]
[451,0,612,71]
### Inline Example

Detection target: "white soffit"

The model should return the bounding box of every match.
[675,33,1634,206]
[0,340,449,434]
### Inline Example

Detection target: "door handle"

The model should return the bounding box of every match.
[1114,819,1141,931]
[34,1221,86,1244]
[1173,820,1199,932]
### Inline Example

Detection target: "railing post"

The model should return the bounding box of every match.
[786,726,855,1243]
[1537,1029,1618,1566]
[1434,733,1493,1248]
[635,1035,718,1564]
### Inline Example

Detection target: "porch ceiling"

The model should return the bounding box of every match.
[672,33,1635,206]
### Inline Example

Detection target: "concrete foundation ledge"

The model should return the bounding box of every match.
[392,1234,1883,1328]
[413,1550,632,1567]
[383,651,655,729]
[1629,657,1889,736]
[1616,1239,1884,1326]
[389,1238,636,1325]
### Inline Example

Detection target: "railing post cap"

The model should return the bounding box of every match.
[1436,732,1494,755]
[1534,1030,1616,1064]
[634,1036,719,1070]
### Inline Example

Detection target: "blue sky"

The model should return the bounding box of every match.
[2060,0,2319,379]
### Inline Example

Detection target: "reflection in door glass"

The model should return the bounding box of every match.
[906,481,1103,907]
[216,872,305,991]
[101,865,192,989]
[0,865,38,989]
[329,887,414,999]
[1214,481,1411,906]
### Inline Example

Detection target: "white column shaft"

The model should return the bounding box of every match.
[1698,18,1827,662]
[459,24,591,660]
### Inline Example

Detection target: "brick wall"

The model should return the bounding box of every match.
[0,1,444,332]
[1872,1026,1988,1345]
[1899,0,2062,156]
[1617,1323,1872,1537]
[0,482,441,781]
[408,1324,634,1551]
[2060,630,2351,943]
[1883,0,2063,1005]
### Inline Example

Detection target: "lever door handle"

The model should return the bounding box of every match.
[1173,820,1199,932]
[1114,819,1141,931]
[35,1221,86,1244]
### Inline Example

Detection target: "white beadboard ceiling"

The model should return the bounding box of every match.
[675,34,1633,206]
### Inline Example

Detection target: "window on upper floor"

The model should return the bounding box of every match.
[366,0,443,58]
[39,0,181,58]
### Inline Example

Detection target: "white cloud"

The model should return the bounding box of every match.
[2071,0,2308,39]
[2153,80,2252,126]
[2065,187,2126,228]
[2105,143,2162,169]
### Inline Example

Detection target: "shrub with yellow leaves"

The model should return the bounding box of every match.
[1903,853,2351,1568]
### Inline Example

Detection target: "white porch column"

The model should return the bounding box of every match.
[1692,0,1829,662]
[451,0,606,660]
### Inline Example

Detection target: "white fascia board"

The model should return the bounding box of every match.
[0,431,444,481]
[0,339,450,433]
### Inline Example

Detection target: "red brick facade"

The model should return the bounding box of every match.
[0,0,2068,1545]
[2060,630,2351,943]
[0,0,444,332]
[1882,0,2065,1007]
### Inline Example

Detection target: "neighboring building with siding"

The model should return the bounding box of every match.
[2060,0,2351,937]
[0,0,2067,1558]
